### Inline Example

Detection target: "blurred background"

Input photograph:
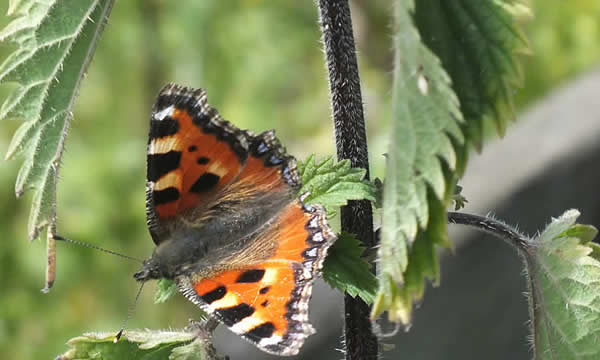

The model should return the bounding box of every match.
[1,1,600,359]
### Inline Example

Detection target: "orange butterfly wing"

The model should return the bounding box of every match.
[146,84,248,243]
[178,199,335,355]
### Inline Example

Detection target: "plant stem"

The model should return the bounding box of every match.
[447,211,530,252]
[317,1,378,359]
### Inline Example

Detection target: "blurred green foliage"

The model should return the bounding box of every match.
[0,0,599,359]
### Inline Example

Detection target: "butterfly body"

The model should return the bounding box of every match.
[134,84,336,356]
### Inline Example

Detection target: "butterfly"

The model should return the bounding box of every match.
[133,83,336,356]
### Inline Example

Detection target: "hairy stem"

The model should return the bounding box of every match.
[447,211,530,252]
[317,1,378,359]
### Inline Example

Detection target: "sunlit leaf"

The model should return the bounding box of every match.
[297,155,376,215]
[526,210,600,359]
[0,0,114,240]
[376,0,463,324]
[57,329,226,360]
[376,0,529,325]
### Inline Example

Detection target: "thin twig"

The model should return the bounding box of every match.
[317,1,378,359]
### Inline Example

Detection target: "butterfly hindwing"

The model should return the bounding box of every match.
[177,199,335,356]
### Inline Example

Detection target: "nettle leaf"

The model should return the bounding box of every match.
[376,0,464,324]
[154,278,179,304]
[58,329,226,360]
[414,0,530,150]
[322,232,377,304]
[526,210,600,359]
[376,0,529,325]
[0,0,114,240]
[297,155,376,216]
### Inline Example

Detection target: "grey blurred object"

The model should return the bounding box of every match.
[213,67,600,359]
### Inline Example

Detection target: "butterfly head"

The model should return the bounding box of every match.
[133,257,161,282]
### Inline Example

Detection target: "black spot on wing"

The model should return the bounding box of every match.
[147,151,182,182]
[149,118,179,140]
[245,322,275,340]
[196,157,210,165]
[200,286,226,304]
[236,269,265,283]
[217,304,255,326]
[190,173,220,193]
[152,187,180,205]
[259,286,270,294]
[260,300,269,307]
[188,145,197,152]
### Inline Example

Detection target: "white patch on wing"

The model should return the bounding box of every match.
[207,161,228,177]
[261,268,279,286]
[149,137,181,154]
[259,335,283,347]
[305,247,318,258]
[154,172,181,190]
[231,315,265,334]
[210,291,239,309]
[154,105,174,121]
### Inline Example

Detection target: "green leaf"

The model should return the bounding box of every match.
[297,155,376,215]
[452,184,467,210]
[154,279,179,304]
[376,187,451,323]
[376,0,464,324]
[322,233,378,304]
[377,0,529,324]
[526,209,600,359]
[414,0,530,149]
[57,328,226,360]
[0,0,114,240]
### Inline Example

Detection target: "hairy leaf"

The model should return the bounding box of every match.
[297,155,376,216]
[376,0,529,324]
[526,210,600,359]
[322,232,377,304]
[414,0,530,150]
[376,0,463,324]
[57,329,226,360]
[0,0,114,240]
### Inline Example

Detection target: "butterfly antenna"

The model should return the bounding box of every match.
[114,281,146,343]
[53,234,143,264]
